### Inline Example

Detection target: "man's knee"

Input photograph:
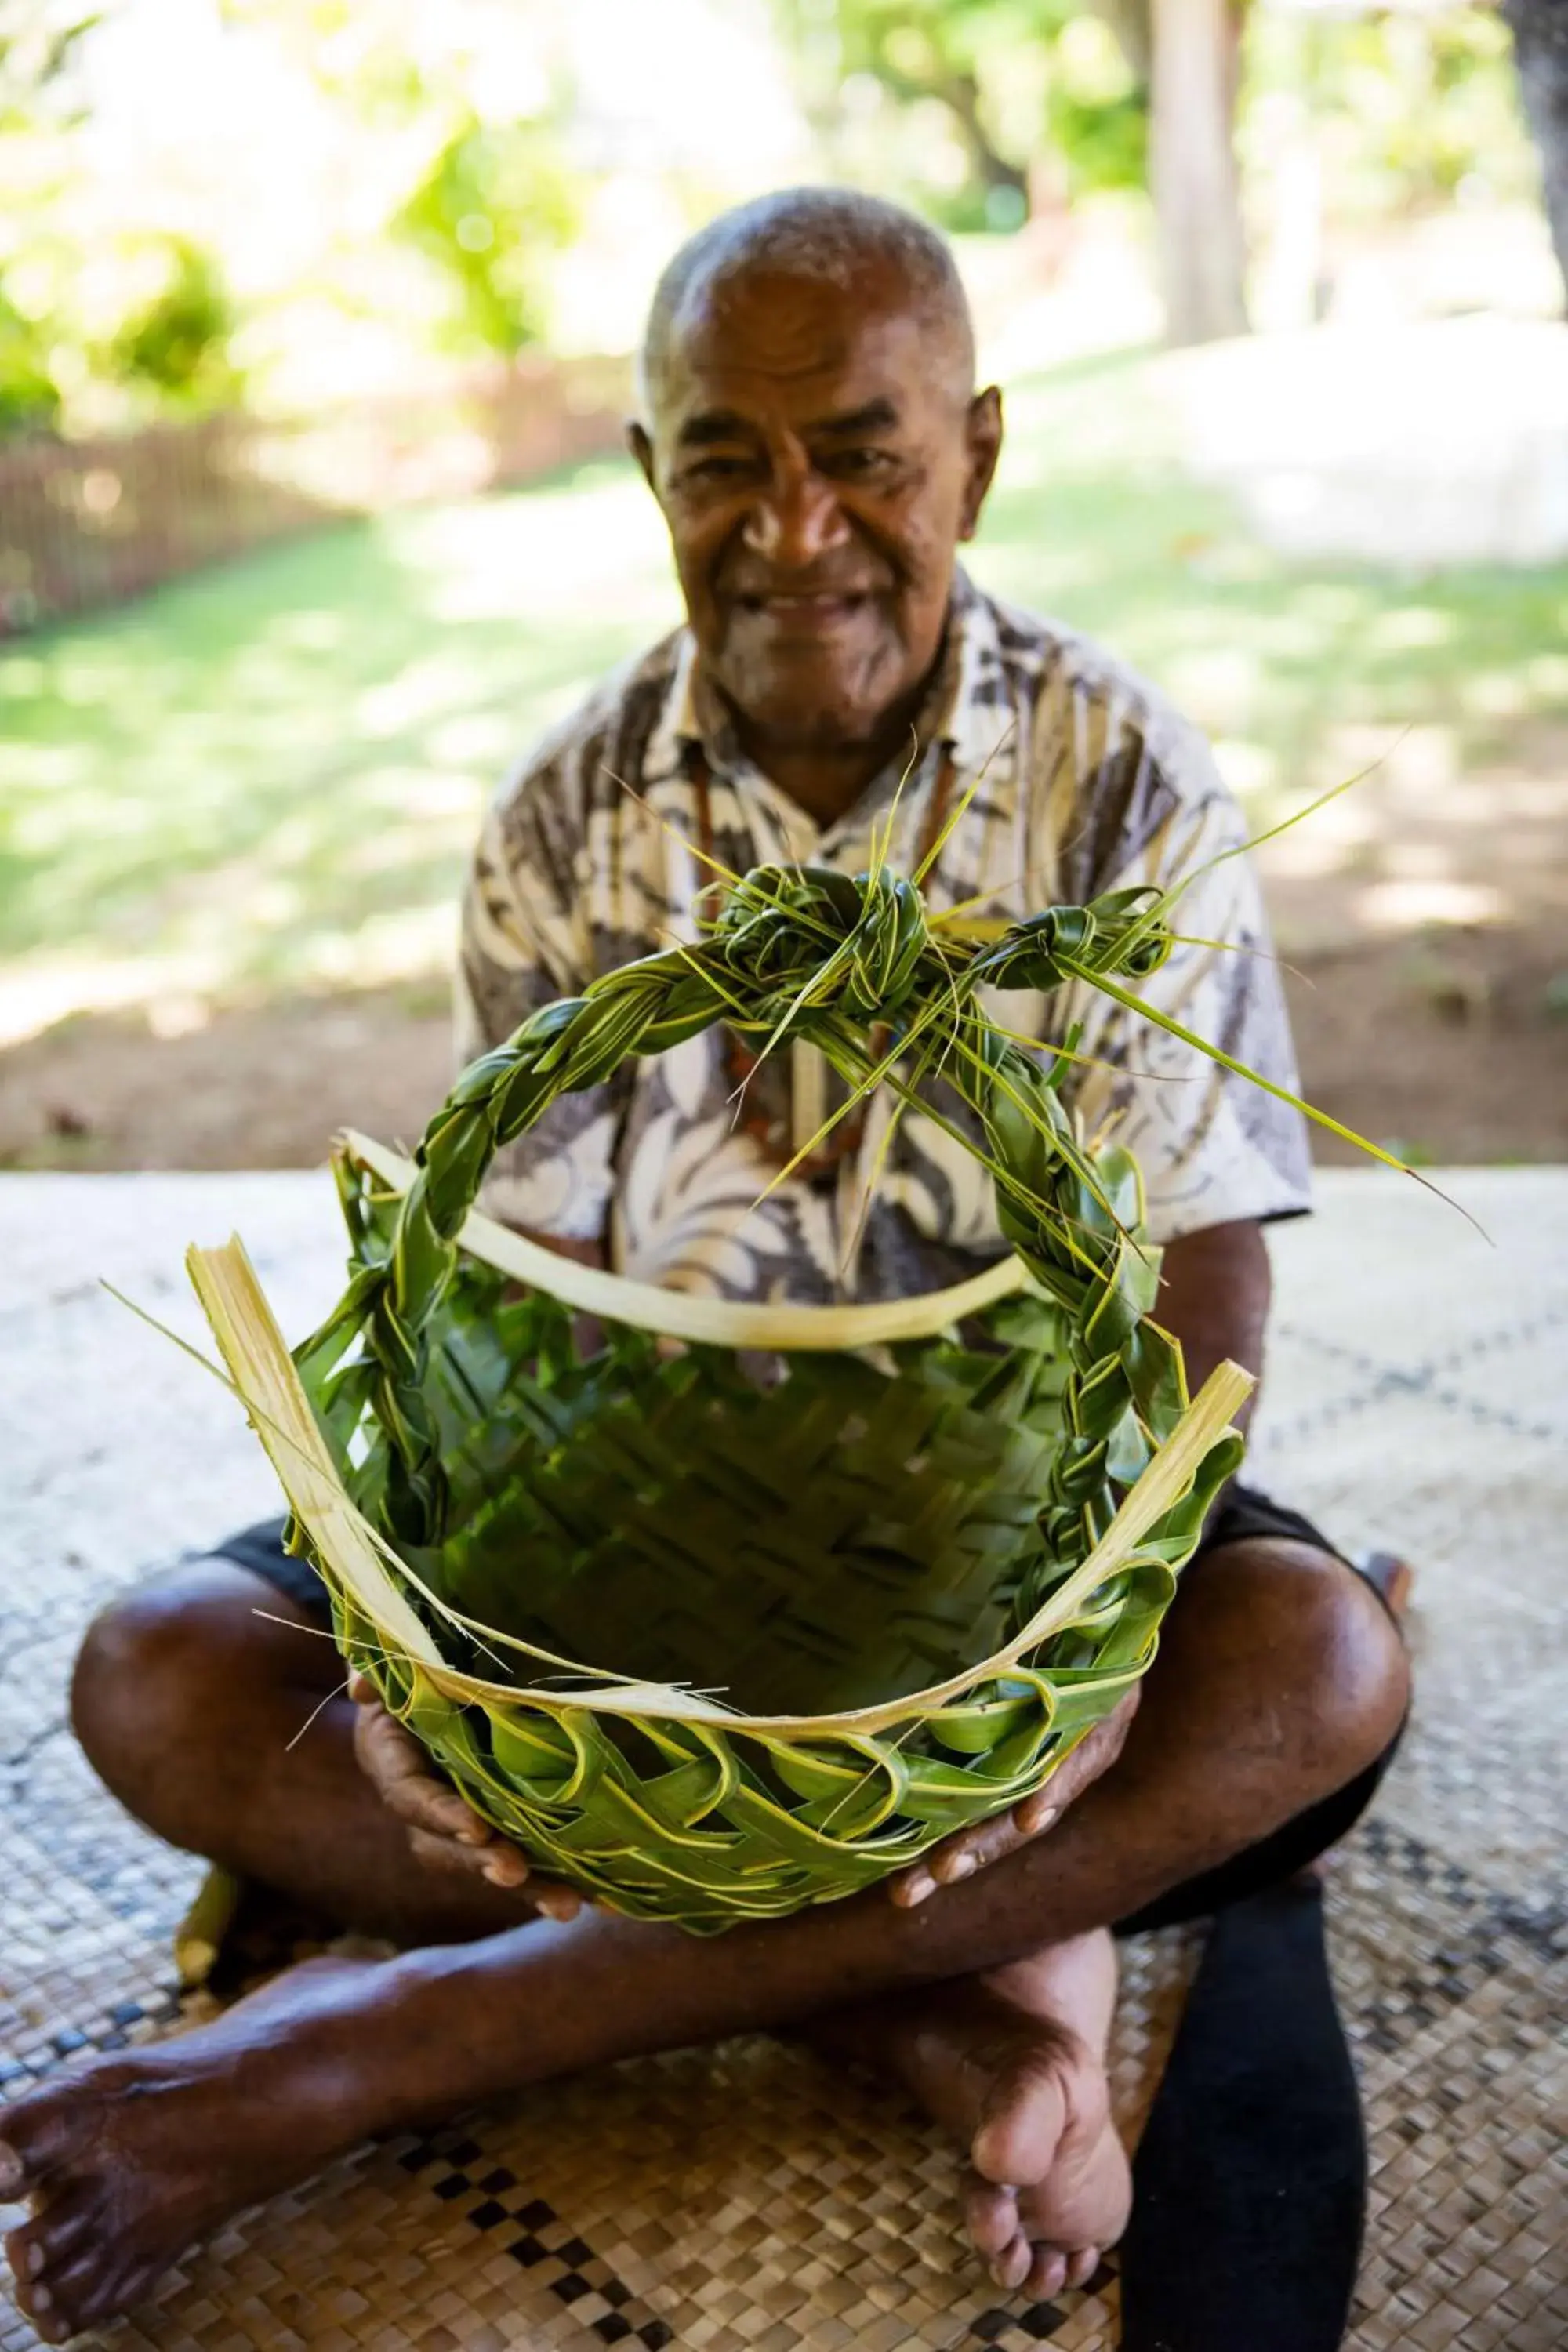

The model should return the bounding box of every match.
[1200,1537,1410,1801]
[70,1562,303,1817]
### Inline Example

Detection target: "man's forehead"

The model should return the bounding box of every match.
[680,250,920,343]
[655,290,936,434]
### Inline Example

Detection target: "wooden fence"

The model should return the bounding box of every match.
[0,353,631,637]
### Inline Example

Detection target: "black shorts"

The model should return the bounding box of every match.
[209,1484,1403,1933]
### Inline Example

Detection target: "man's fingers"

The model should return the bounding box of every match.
[350,1694,586,1910]
[928,1808,1033,1886]
[889,1686,1144,1904]
[530,1885,586,1922]
[353,1699,491,1844]
[477,1843,532,1890]
[404,1831,583,1920]
[1013,1784,1063,1837]
[474,1848,585,1919]
[406,1828,496,1880]
[891,1809,1030,1905]
[1044,1687,1142,1811]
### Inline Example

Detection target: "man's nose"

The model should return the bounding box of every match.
[742,461,850,567]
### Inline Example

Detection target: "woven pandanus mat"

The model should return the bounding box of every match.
[2,1167,1566,2351]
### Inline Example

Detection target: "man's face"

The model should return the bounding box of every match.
[632,260,1002,759]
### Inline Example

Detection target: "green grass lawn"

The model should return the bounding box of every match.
[5,343,1566,1029]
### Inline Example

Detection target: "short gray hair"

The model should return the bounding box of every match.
[638,187,975,417]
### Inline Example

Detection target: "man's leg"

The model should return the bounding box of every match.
[2,1538,1408,2340]
[60,1556,1124,2301]
[65,1558,530,1943]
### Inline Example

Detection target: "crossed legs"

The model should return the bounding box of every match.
[1,1539,1408,2339]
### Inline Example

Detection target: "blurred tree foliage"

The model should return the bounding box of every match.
[1249,5,1537,217]
[0,0,581,437]
[394,114,579,356]
[0,0,96,121]
[107,237,242,407]
[777,2,1537,344]
[779,0,1529,234]
[0,285,60,434]
[0,0,96,434]
[237,0,582,359]
[0,0,1547,434]
[775,0,1146,229]
[1050,13,1148,198]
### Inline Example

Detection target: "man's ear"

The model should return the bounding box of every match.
[626,419,656,492]
[958,386,1003,542]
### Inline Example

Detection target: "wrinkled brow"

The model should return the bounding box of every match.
[676,396,902,448]
[677,408,755,448]
[810,397,901,437]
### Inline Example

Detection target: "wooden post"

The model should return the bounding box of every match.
[1150,0,1250,345]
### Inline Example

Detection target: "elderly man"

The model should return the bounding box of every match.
[2,189,1408,2343]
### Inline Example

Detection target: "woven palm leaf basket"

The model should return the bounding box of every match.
[187,857,1266,1933]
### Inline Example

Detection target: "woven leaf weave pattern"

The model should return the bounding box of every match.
[290,863,1245,1928]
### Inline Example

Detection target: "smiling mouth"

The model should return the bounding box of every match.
[735,590,876,625]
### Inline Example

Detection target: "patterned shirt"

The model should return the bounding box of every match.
[456,568,1311,1302]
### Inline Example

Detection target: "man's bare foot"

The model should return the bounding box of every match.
[814,1929,1129,2300]
[0,1955,391,2343]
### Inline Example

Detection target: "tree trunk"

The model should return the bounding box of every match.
[938,69,1031,218]
[1149,0,1249,345]
[1505,0,1568,314]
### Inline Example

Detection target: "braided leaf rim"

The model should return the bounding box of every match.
[334,865,1233,1572]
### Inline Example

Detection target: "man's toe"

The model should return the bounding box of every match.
[21,2278,66,2343]
[964,2176,1022,2257]
[5,2222,42,2281]
[0,2089,96,2187]
[23,2180,99,2270]
[988,2231,1035,2292]
[34,2243,127,2341]
[1029,2245,1071,2299]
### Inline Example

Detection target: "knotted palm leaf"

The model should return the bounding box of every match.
[189,860,1261,1931]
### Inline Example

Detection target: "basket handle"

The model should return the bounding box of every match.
[358,864,1186,1551]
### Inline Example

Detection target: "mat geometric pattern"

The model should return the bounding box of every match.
[2,1168,1564,2351]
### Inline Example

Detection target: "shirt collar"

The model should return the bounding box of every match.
[641,563,1019,795]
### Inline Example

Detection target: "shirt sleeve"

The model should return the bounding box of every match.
[1058,760,1313,1247]
[453,771,626,1244]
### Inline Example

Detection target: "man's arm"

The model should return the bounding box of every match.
[1155,1216,1270,1432]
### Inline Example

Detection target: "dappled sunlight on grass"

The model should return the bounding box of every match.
[3,347,1565,1049]
[0,452,681,1036]
[981,350,1568,836]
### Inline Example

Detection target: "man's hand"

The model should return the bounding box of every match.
[354,1676,1138,1922]
[887,1686,1141,1908]
[349,1677,585,1922]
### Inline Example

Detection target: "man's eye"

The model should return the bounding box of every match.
[684,456,754,484]
[824,448,897,479]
